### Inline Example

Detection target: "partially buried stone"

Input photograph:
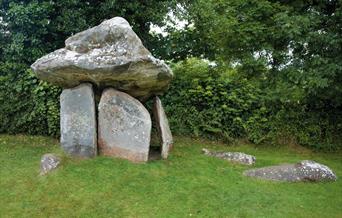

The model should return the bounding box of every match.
[244,160,337,182]
[60,83,97,157]
[98,88,151,162]
[30,17,173,100]
[202,148,256,165]
[40,153,61,175]
[153,96,173,159]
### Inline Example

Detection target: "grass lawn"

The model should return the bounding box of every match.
[0,134,341,218]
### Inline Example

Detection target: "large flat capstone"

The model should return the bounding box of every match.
[31,17,173,99]
[98,88,151,162]
[60,83,97,157]
[153,96,173,159]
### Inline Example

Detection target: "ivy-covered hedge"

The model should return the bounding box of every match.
[160,58,341,150]
[0,63,60,136]
[160,58,268,144]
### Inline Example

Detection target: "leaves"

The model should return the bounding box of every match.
[161,58,267,142]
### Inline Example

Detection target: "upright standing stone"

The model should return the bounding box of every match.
[60,83,97,157]
[98,88,151,162]
[153,96,173,159]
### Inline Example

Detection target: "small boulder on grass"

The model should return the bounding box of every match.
[244,160,337,182]
[202,148,256,165]
[40,153,61,175]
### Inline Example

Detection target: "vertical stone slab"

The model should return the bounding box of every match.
[98,88,151,162]
[153,96,173,159]
[60,83,97,157]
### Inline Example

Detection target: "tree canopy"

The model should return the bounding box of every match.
[0,0,180,65]
[164,0,342,106]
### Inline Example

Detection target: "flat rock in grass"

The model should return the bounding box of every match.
[98,88,151,162]
[31,17,173,99]
[202,148,256,165]
[60,83,97,157]
[153,96,173,159]
[244,160,337,182]
[40,153,61,175]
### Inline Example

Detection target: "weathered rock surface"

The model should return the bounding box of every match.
[31,17,173,99]
[202,148,256,165]
[244,160,337,182]
[40,153,61,175]
[98,88,151,162]
[153,96,173,159]
[60,83,97,157]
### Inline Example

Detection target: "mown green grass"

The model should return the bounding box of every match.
[0,135,341,218]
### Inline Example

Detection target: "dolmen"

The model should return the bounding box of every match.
[31,17,173,162]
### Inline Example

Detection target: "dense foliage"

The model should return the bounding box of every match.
[161,59,267,143]
[161,59,341,150]
[160,0,342,150]
[0,0,341,150]
[0,64,60,135]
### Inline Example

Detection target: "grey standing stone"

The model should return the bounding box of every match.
[98,88,151,162]
[202,148,256,165]
[30,17,173,100]
[244,160,337,182]
[153,96,173,159]
[60,83,97,157]
[40,153,61,175]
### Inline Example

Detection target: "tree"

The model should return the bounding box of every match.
[0,0,180,64]
[172,0,342,106]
